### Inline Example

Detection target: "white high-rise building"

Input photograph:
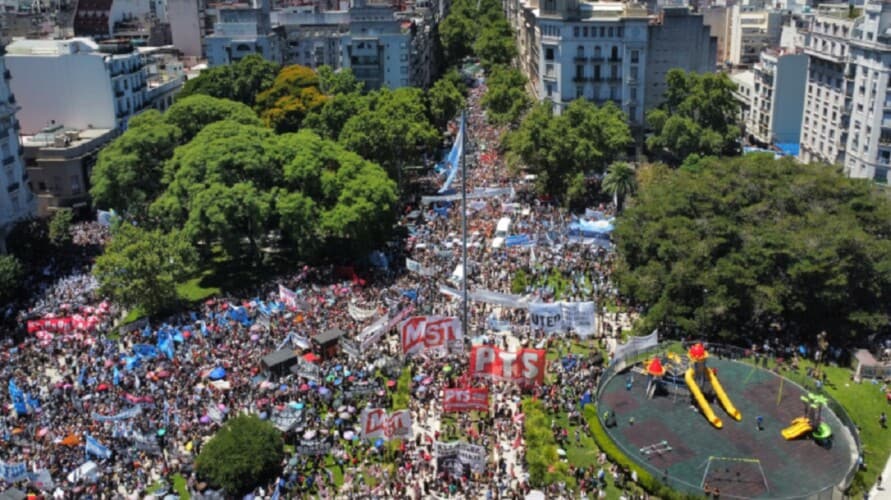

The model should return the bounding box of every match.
[798,4,855,167]
[746,50,807,145]
[5,38,147,134]
[727,5,785,67]
[0,47,36,253]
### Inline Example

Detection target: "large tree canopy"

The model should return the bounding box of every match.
[646,69,741,163]
[438,0,508,66]
[195,414,284,496]
[504,99,631,202]
[93,222,197,315]
[255,65,328,133]
[178,54,279,106]
[615,154,891,345]
[91,110,182,215]
[481,65,532,127]
[338,87,439,178]
[164,94,263,143]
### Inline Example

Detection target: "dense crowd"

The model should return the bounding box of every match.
[0,75,636,499]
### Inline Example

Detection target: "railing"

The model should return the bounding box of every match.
[574,56,586,62]
[590,56,604,62]
[596,340,861,498]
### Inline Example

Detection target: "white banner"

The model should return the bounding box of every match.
[348,301,378,321]
[612,330,659,363]
[406,258,435,276]
[421,187,515,204]
[528,301,597,336]
[438,285,527,308]
[434,441,488,473]
[529,302,563,333]
[360,408,413,441]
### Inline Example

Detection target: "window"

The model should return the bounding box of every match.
[71,175,81,195]
[631,50,639,63]
[576,86,584,98]
[630,87,637,100]
[599,27,605,37]
[574,27,579,37]
[576,65,584,78]
[583,27,588,37]
[629,106,637,118]
[577,45,584,57]
[875,166,889,184]
[546,84,553,97]
[617,27,623,37]
[629,66,638,80]
[545,47,555,61]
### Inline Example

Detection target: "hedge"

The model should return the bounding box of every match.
[583,405,702,500]
[523,398,576,489]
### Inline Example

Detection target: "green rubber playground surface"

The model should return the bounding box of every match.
[597,356,858,498]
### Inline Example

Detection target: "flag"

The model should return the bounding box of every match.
[172,328,185,343]
[113,366,121,386]
[279,284,297,308]
[132,344,159,359]
[157,329,174,360]
[85,434,112,459]
[142,323,152,338]
[8,379,27,415]
[199,321,208,335]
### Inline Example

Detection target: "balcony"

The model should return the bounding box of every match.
[573,75,587,83]
[590,56,604,62]
[574,55,586,62]
[880,133,891,145]
[115,89,125,97]
[608,56,622,62]
[2,156,14,166]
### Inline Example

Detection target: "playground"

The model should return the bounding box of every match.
[597,344,859,498]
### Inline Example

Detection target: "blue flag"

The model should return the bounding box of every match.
[157,329,174,360]
[173,327,185,343]
[8,379,27,415]
[123,355,142,371]
[132,344,159,359]
[113,366,121,386]
[142,323,152,338]
[85,434,112,459]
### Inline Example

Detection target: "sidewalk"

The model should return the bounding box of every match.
[870,454,890,499]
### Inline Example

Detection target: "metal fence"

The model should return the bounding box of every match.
[595,341,860,499]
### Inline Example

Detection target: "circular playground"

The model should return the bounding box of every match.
[596,343,859,498]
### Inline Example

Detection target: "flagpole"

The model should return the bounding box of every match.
[461,110,469,339]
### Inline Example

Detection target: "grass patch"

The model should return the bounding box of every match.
[177,272,220,302]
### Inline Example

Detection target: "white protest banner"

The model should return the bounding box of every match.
[406,258,435,277]
[529,302,563,333]
[400,316,463,356]
[434,441,488,474]
[348,301,378,322]
[562,301,597,336]
[360,408,413,441]
[340,338,361,359]
[295,359,321,382]
[612,330,659,363]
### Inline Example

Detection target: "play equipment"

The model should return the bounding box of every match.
[685,343,742,428]
[645,357,666,399]
[640,440,672,457]
[782,393,831,442]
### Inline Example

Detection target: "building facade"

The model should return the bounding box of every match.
[0,49,36,253]
[727,5,784,66]
[503,0,715,124]
[204,0,284,67]
[5,38,146,135]
[745,50,807,145]
[798,4,854,167]
[168,0,207,59]
[22,125,116,216]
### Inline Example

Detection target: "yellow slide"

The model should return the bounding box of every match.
[707,368,742,421]
[685,368,723,429]
[781,418,812,440]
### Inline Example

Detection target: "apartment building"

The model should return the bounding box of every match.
[502,0,715,124]
[204,0,284,66]
[168,0,207,60]
[727,5,784,66]
[0,48,36,253]
[5,38,147,134]
[743,50,807,145]
[798,4,854,167]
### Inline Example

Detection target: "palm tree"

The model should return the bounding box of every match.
[602,161,637,211]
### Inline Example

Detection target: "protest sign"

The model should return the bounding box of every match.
[434,441,488,474]
[296,439,332,456]
[443,387,489,412]
[400,316,463,356]
[360,408,412,441]
[295,359,321,382]
[469,345,545,385]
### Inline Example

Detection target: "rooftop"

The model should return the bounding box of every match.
[22,125,115,152]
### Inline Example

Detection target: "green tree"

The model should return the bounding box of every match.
[90,110,182,215]
[425,70,466,131]
[339,87,438,178]
[178,54,279,106]
[473,19,517,70]
[504,99,631,202]
[164,95,263,143]
[438,3,477,66]
[303,91,366,140]
[255,65,328,133]
[602,161,637,211]
[93,222,197,315]
[615,154,891,344]
[195,415,284,496]
[316,65,364,95]
[646,69,741,162]
[0,254,23,303]
[481,65,532,126]
[48,208,73,247]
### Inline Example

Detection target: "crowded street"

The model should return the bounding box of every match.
[0,73,637,499]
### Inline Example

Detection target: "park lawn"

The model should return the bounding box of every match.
[743,357,888,497]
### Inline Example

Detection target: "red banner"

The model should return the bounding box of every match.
[469,345,546,385]
[400,316,462,356]
[27,317,74,334]
[443,387,490,412]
